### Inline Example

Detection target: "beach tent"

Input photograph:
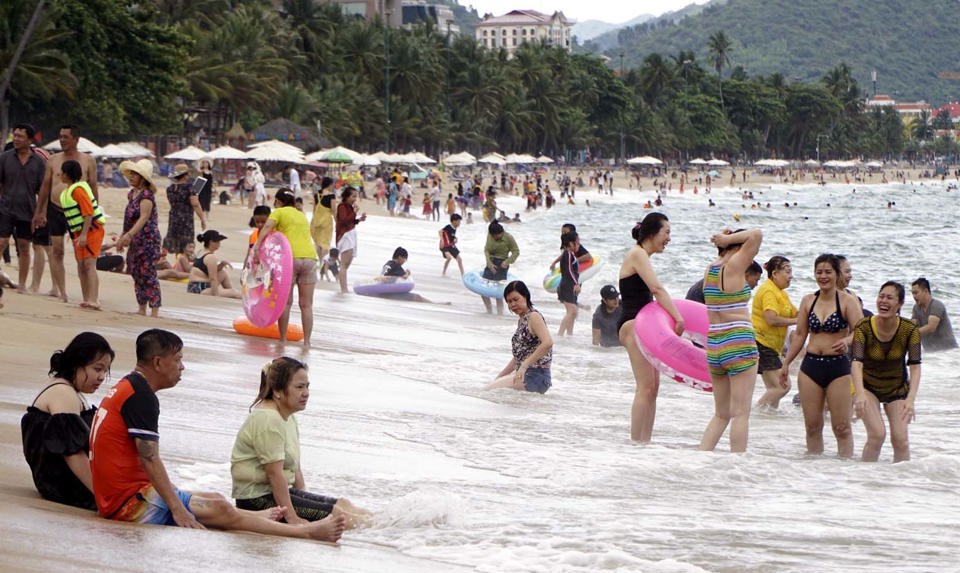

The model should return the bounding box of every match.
[44,137,102,154]
[626,156,663,165]
[164,145,207,161]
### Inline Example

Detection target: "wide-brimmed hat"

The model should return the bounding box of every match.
[119,159,156,190]
[172,163,191,178]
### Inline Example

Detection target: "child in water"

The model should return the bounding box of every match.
[378,247,410,281]
[321,248,340,281]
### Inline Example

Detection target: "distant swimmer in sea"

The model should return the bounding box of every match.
[780,254,864,458]
[852,281,921,462]
[910,277,958,352]
[618,213,684,443]
[485,280,553,394]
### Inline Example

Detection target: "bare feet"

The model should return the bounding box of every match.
[79,302,101,310]
[305,514,346,543]
[257,506,286,521]
[150,307,160,318]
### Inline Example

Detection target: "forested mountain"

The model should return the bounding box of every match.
[601,0,960,105]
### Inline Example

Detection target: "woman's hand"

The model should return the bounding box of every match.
[901,398,916,422]
[778,367,790,389]
[513,365,527,390]
[673,317,685,336]
[830,338,848,354]
[853,391,867,419]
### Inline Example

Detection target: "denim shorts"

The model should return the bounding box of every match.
[523,367,552,394]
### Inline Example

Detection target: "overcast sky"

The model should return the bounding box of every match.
[463,0,711,24]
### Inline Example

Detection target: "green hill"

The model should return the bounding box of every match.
[601,0,960,105]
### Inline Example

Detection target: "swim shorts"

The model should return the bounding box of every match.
[109,484,194,525]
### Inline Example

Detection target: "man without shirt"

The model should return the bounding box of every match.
[33,125,99,302]
[89,329,346,542]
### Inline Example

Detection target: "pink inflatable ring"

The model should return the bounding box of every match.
[242,232,294,328]
[633,298,712,392]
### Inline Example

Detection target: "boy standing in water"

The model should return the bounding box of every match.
[60,159,105,309]
[439,214,464,277]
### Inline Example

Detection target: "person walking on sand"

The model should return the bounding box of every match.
[618,213,684,443]
[59,160,106,309]
[33,125,98,302]
[0,123,46,294]
[116,159,162,317]
[485,281,553,394]
[252,189,318,348]
[335,186,366,294]
[89,329,346,541]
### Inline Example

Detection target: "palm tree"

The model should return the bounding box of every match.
[707,31,732,112]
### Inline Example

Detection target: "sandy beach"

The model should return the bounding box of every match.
[1,165,955,572]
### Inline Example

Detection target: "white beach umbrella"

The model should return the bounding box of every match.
[536,155,554,164]
[688,158,708,165]
[305,146,362,164]
[444,152,477,166]
[245,145,304,163]
[370,151,393,162]
[478,152,506,165]
[707,158,730,166]
[205,146,249,160]
[96,144,137,158]
[804,159,821,166]
[247,139,303,154]
[117,141,154,157]
[409,151,436,164]
[626,155,663,165]
[164,145,207,161]
[44,137,102,154]
[355,154,381,167]
[865,160,884,168]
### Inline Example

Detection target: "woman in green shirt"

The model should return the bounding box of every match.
[231,357,370,527]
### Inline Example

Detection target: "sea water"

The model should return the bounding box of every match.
[120,180,960,571]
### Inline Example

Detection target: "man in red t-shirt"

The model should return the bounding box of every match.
[89,329,345,541]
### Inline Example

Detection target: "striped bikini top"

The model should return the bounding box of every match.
[703,263,751,312]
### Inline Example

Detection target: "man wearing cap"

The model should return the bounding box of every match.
[162,163,207,254]
[0,123,46,293]
[33,124,99,302]
[592,285,623,347]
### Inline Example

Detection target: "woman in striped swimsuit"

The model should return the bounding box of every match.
[699,228,763,453]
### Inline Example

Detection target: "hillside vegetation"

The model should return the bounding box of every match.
[603,0,960,105]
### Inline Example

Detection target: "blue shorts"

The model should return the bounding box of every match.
[111,484,194,525]
[523,367,552,394]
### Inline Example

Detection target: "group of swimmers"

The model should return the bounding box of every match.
[22,329,370,543]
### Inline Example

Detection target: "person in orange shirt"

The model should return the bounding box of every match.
[59,160,104,309]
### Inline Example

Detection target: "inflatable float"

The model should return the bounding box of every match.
[634,298,712,392]
[354,279,415,296]
[542,254,603,293]
[241,232,293,328]
[232,316,304,341]
[463,269,518,299]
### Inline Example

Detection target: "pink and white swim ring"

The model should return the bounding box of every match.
[633,298,712,392]
[242,232,294,328]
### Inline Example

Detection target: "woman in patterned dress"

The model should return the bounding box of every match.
[162,163,206,253]
[117,159,162,316]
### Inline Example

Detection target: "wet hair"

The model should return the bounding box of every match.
[488,221,504,235]
[275,187,296,207]
[560,231,578,248]
[763,255,790,278]
[879,280,906,305]
[393,246,408,259]
[59,124,79,139]
[340,186,356,201]
[813,253,842,275]
[912,277,931,292]
[746,261,763,276]
[503,280,532,309]
[716,228,748,256]
[48,332,115,386]
[13,123,36,139]
[450,213,462,222]
[632,212,668,244]
[562,223,577,233]
[61,160,83,183]
[251,356,307,410]
[249,205,271,227]
[136,329,183,364]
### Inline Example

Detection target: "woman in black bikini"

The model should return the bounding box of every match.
[781,254,863,457]
[187,230,240,298]
[21,332,115,509]
[617,213,684,443]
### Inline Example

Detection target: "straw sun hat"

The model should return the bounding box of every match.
[119,158,157,190]
[172,163,192,178]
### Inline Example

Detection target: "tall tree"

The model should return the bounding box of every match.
[707,31,732,112]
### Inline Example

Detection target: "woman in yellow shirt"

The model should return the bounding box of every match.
[751,256,798,408]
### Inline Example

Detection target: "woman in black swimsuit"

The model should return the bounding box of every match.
[781,254,863,458]
[187,230,240,298]
[617,213,684,443]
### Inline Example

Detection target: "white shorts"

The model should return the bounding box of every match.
[337,229,358,255]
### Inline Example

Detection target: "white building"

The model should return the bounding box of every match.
[475,9,574,56]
